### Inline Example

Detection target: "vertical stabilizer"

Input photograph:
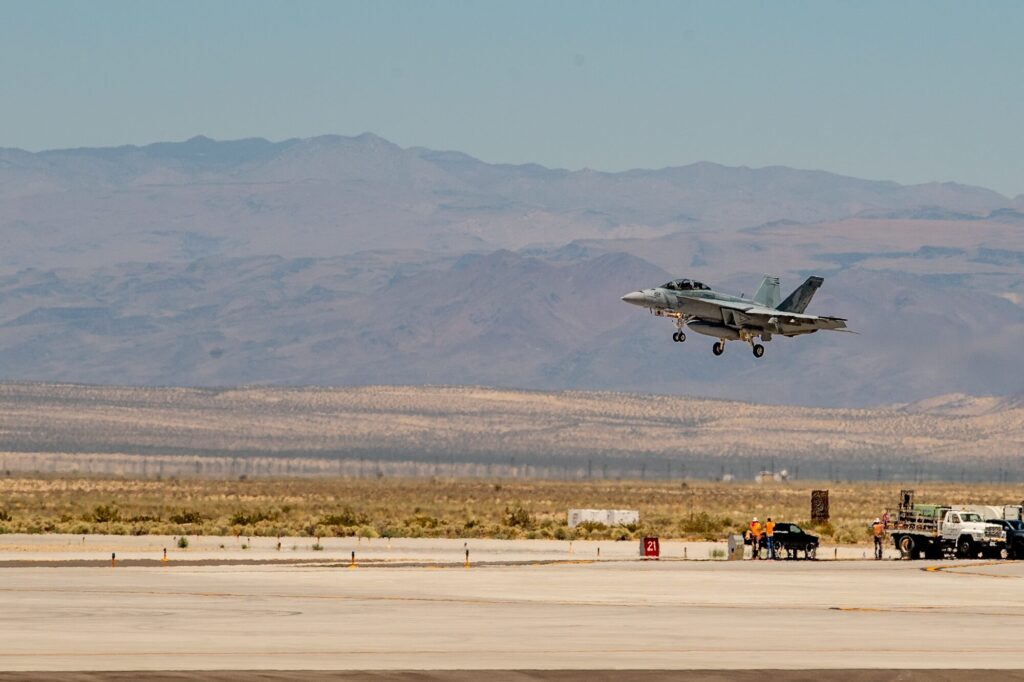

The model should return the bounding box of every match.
[753,275,781,308]
[778,276,824,313]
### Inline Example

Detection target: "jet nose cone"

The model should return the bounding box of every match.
[621,291,648,307]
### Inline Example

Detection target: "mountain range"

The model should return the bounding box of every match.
[1,133,1023,406]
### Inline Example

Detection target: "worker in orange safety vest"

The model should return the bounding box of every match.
[872,518,884,560]
[764,517,776,559]
[749,517,762,559]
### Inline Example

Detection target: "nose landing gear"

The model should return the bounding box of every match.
[752,343,765,358]
[712,341,725,356]
[671,316,688,343]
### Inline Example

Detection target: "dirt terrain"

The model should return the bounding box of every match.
[1,383,1022,481]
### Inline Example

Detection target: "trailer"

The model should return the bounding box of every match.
[886,490,1006,560]
[954,505,1024,522]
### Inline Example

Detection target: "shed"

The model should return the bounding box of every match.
[568,508,640,528]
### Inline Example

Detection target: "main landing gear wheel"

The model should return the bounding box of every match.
[712,341,725,356]
[672,331,686,342]
[752,343,765,358]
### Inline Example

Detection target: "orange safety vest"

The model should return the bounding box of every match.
[765,521,775,537]
[750,522,762,537]
[872,522,883,537]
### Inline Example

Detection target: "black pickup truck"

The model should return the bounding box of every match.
[986,519,1024,559]
[755,522,819,559]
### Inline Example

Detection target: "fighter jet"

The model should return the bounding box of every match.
[621,274,848,357]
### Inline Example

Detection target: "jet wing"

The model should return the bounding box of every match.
[677,296,848,332]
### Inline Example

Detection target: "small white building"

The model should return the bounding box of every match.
[755,469,789,484]
[568,508,639,528]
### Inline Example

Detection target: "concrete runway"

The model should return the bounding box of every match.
[0,536,1022,672]
[1,673,1022,682]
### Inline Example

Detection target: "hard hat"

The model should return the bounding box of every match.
[874,518,880,523]
[753,517,758,522]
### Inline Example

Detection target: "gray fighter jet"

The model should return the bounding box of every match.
[621,275,848,357]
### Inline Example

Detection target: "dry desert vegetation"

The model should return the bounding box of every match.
[0,475,1021,544]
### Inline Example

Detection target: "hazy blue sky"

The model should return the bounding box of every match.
[3,1,1023,195]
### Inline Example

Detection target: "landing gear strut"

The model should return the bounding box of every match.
[712,341,725,356]
[671,317,687,343]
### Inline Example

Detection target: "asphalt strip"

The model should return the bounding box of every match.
[0,671,1022,681]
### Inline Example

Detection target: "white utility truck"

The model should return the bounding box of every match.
[887,490,1006,560]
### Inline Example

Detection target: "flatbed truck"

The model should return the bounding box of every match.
[887,490,1006,560]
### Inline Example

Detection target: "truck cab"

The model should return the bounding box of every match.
[941,510,1005,558]
[954,505,1024,558]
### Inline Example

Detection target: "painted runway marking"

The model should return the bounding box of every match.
[922,561,1019,579]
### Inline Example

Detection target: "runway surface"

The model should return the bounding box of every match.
[0,536,1022,672]
[2,673,1023,681]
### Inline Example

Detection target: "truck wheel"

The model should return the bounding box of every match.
[897,535,915,559]
[805,543,816,560]
[956,537,975,559]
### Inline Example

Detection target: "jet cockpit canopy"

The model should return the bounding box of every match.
[662,278,710,291]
